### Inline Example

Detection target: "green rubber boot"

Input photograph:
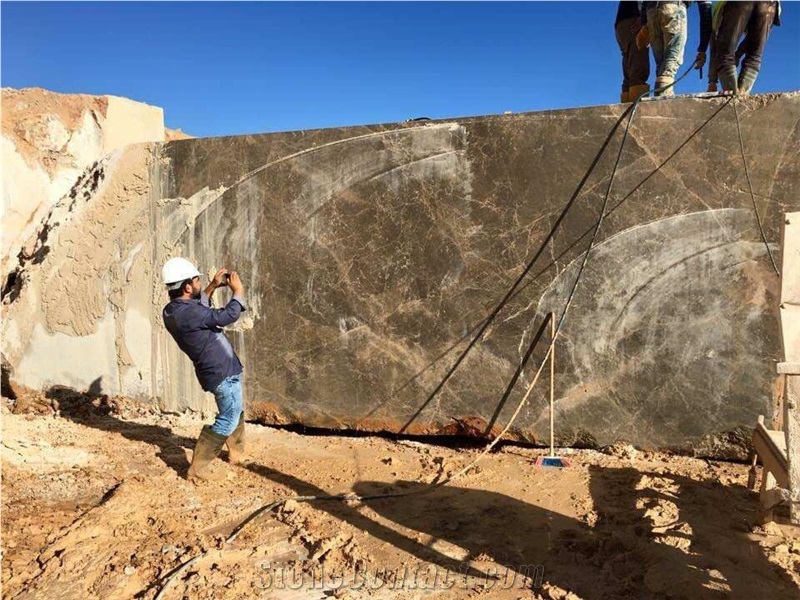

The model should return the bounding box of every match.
[225,413,247,464]
[738,67,758,95]
[719,65,738,94]
[187,425,227,482]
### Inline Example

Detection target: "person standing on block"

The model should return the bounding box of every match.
[638,1,712,95]
[715,1,781,94]
[616,1,651,102]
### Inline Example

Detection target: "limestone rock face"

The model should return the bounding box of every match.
[4,93,799,455]
[1,88,166,274]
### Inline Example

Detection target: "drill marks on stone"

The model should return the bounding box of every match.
[533,209,780,447]
[3,144,158,396]
[232,124,476,423]
[121,242,144,282]
[289,125,469,250]
[162,124,454,251]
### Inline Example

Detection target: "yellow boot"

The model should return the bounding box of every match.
[628,83,650,102]
[620,90,630,103]
[655,76,675,96]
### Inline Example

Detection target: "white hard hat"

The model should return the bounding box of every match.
[162,257,201,290]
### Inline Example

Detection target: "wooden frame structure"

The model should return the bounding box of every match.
[749,212,800,524]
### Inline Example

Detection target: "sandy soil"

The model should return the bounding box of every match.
[1,390,799,600]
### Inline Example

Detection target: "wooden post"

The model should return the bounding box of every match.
[784,374,800,524]
[779,212,800,524]
[550,312,556,458]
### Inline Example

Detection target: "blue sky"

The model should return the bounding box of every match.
[2,1,799,138]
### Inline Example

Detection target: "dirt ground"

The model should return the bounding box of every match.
[1,390,799,600]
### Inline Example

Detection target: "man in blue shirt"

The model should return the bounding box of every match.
[161,257,247,482]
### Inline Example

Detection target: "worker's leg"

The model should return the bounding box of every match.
[226,412,247,464]
[735,36,748,67]
[617,16,650,102]
[707,31,720,92]
[647,7,665,79]
[187,373,244,481]
[615,19,632,102]
[655,2,687,96]
[627,19,651,100]
[717,1,753,92]
[210,373,243,437]
[187,426,226,482]
[738,1,777,94]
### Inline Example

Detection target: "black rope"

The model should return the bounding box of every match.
[732,99,780,275]
[398,63,702,434]
[484,312,552,433]
[368,95,732,424]
[553,71,650,334]
[397,102,637,433]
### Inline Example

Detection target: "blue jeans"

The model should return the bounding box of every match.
[647,2,687,79]
[210,373,243,436]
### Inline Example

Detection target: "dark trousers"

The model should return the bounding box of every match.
[717,1,776,73]
[708,32,746,84]
[615,17,651,91]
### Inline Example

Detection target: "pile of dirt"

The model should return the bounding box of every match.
[2,389,799,599]
[165,127,192,141]
[1,87,107,176]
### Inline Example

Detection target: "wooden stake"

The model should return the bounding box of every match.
[550,312,555,457]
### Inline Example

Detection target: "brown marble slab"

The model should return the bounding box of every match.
[154,93,800,455]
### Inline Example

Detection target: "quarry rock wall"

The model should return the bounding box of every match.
[3,93,799,455]
[2,143,155,398]
[1,88,166,276]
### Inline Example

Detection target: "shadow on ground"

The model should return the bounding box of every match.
[48,387,798,599]
[48,384,196,476]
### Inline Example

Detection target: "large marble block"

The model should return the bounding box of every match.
[153,94,799,454]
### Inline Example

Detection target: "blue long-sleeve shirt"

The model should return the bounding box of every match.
[163,291,246,392]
